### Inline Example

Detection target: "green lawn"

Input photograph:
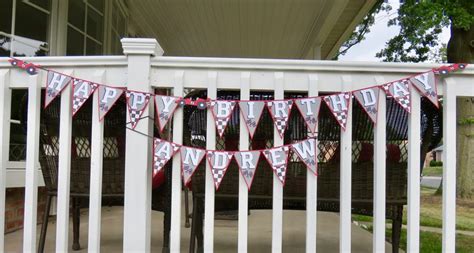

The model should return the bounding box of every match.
[352,186,474,251]
[353,187,474,232]
[386,228,474,253]
[422,166,443,177]
[402,187,474,231]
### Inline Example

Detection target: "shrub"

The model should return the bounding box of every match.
[429,160,443,167]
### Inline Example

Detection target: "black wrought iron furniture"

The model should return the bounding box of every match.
[185,91,441,253]
[20,94,171,253]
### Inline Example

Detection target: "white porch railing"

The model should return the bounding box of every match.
[0,38,473,252]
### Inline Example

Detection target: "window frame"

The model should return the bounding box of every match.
[66,0,105,55]
[4,0,52,57]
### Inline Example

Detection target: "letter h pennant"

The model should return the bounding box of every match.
[323,92,351,130]
[45,71,72,108]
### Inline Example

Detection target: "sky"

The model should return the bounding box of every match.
[339,0,450,62]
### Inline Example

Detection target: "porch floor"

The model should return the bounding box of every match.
[5,200,398,252]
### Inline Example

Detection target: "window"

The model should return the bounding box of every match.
[0,0,51,57]
[110,1,128,54]
[66,0,105,55]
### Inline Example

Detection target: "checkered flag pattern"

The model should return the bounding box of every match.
[45,71,72,108]
[210,101,236,137]
[409,72,438,108]
[383,80,411,113]
[72,82,98,116]
[267,100,293,138]
[263,146,290,185]
[126,91,151,129]
[153,138,180,174]
[207,151,233,190]
[323,92,351,130]
[273,165,286,184]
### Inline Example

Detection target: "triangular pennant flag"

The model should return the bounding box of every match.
[353,87,379,124]
[263,146,290,185]
[207,151,233,190]
[125,91,151,129]
[323,92,351,130]
[266,100,293,139]
[382,79,411,113]
[45,71,72,108]
[71,79,98,116]
[239,101,265,139]
[210,101,237,137]
[294,97,321,134]
[153,138,180,175]
[155,95,179,132]
[97,85,124,121]
[409,71,439,107]
[234,150,261,190]
[180,147,206,186]
[291,139,318,175]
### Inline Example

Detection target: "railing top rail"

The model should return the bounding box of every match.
[152,57,474,74]
[1,55,473,75]
[0,56,127,68]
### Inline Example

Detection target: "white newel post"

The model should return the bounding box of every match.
[121,38,163,252]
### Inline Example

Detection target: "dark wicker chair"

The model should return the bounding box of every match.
[185,91,442,253]
[20,93,171,253]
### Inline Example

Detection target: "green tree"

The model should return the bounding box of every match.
[340,0,474,198]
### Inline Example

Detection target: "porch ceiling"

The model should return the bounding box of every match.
[127,0,376,59]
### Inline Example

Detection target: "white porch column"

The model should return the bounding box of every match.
[121,38,163,252]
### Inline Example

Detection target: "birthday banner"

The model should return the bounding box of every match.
[7,58,468,189]
[13,58,466,133]
[153,137,318,190]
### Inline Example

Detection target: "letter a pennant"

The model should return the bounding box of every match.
[294,97,321,134]
[210,101,237,137]
[323,92,351,130]
[291,138,318,175]
[155,95,179,132]
[267,100,293,139]
[239,101,265,139]
[125,91,151,129]
[234,151,261,190]
[382,79,411,113]
[153,138,180,174]
[97,85,124,121]
[263,146,290,185]
[71,79,98,116]
[181,147,206,186]
[45,71,72,108]
[409,71,439,108]
[207,151,233,190]
[353,87,379,124]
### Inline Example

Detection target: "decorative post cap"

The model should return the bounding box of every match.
[121,38,164,56]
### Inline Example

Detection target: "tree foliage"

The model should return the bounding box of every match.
[376,0,474,63]
[335,0,387,59]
